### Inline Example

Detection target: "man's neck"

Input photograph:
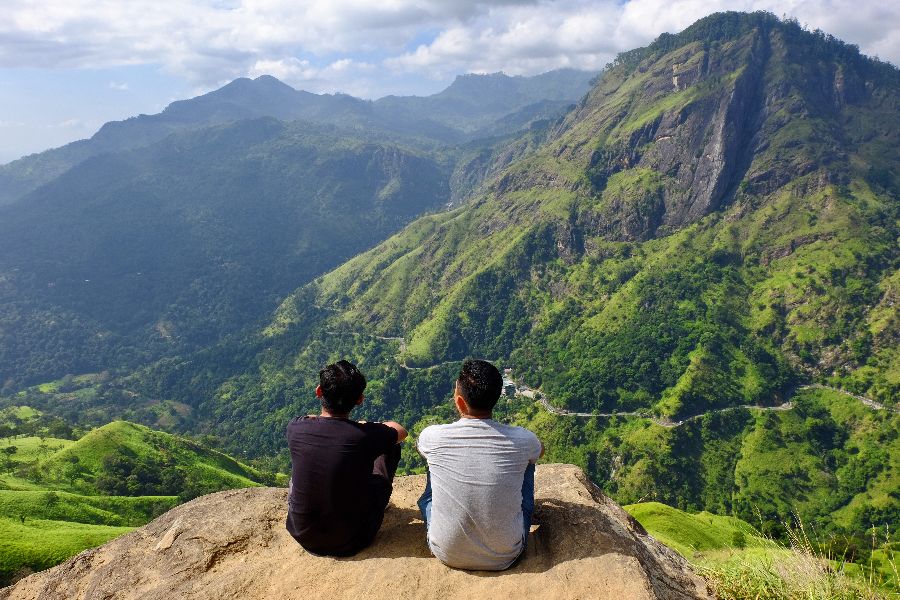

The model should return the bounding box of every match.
[319,410,350,419]
[460,412,493,420]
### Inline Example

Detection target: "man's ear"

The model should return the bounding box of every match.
[356,394,364,407]
[455,395,468,416]
[315,385,324,398]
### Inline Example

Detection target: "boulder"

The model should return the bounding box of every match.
[1,464,711,599]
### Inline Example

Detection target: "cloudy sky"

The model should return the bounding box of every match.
[1,0,897,163]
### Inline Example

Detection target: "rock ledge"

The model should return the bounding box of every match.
[1,464,711,599]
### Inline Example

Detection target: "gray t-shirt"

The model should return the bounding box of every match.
[417,418,542,570]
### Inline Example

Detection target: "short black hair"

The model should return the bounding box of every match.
[319,360,366,414]
[456,359,503,412]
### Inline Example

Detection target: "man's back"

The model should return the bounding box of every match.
[286,416,397,555]
[417,418,542,570]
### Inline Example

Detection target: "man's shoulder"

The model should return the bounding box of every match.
[498,422,539,439]
[417,421,463,450]
[287,415,313,430]
[287,416,355,434]
[358,420,397,438]
[419,421,452,440]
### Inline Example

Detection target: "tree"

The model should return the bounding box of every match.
[62,455,85,485]
[44,491,60,510]
[3,446,17,471]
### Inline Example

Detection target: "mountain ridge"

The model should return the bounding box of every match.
[0,70,596,207]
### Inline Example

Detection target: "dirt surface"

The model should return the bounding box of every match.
[1,464,712,600]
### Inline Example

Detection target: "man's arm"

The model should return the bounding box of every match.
[538,440,545,459]
[382,420,408,443]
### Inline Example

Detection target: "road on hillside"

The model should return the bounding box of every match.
[321,329,896,425]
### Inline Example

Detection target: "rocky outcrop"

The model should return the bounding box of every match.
[580,28,770,241]
[1,465,711,600]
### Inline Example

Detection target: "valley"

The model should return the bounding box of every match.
[0,10,897,595]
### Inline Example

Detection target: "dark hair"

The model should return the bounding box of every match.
[456,359,503,412]
[319,360,366,414]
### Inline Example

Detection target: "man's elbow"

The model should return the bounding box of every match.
[386,421,408,442]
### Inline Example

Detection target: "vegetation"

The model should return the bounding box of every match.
[0,416,277,585]
[626,501,898,598]
[0,518,132,585]
[0,11,897,592]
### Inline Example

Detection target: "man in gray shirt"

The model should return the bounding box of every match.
[416,359,543,570]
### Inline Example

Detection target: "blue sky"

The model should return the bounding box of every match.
[1,0,898,164]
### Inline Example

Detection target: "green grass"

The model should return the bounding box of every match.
[0,436,73,466]
[0,517,131,585]
[0,490,176,526]
[626,500,898,597]
[625,501,765,557]
[38,421,265,493]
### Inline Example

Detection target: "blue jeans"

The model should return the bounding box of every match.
[418,462,536,549]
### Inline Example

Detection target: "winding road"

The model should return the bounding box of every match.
[321,329,896,426]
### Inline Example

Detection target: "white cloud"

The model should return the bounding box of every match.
[53,118,84,128]
[109,81,129,90]
[0,0,897,98]
[246,57,377,96]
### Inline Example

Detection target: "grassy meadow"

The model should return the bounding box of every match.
[625,501,898,598]
[0,406,275,586]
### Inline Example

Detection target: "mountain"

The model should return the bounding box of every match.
[101,11,899,546]
[0,69,595,388]
[255,11,898,415]
[373,69,596,134]
[0,118,449,389]
[0,70,596,207]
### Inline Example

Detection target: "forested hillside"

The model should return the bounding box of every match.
[0,119,450,389]
[0,70,595,392]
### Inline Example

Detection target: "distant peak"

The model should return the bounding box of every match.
[215,75,296,93]
[453,72,509,82]
[253,75,294,90]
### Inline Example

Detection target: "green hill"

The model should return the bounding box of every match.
[624,501,764,557]
[32,421,269,496]
[625,500,897,596]
[0,418,273,585]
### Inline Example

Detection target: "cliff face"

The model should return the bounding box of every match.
[542,12,896,242]
[0,465,711,600]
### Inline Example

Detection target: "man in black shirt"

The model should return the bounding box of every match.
[286,360,408,556]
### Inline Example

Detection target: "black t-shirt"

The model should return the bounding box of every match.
[286,416,398,554]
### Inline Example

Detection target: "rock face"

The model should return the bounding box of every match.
[1,465,710,600]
